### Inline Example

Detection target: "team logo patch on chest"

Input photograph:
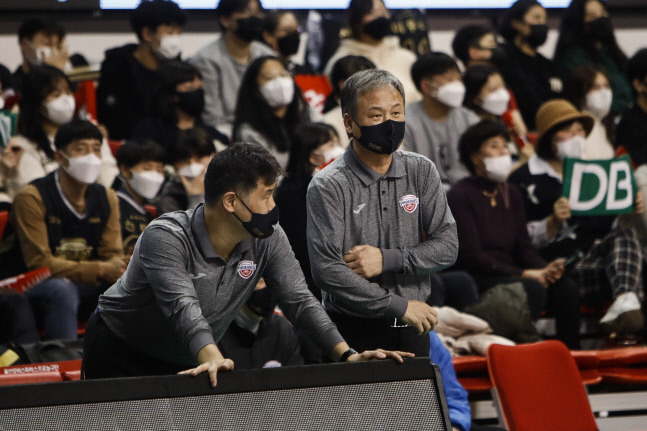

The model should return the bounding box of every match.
[399,194,420,213]
[237,260,257,279]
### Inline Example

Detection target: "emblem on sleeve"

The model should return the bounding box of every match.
[237,260,257,279]
[399,194,420,213]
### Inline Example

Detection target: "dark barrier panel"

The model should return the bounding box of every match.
[0,358,451,431]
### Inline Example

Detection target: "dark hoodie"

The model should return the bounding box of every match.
[97,44,161,140]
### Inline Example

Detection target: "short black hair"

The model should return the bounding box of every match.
[498,0,542,42]
[152,60,202,123]
[204,142,283,205]
[463,64,500,112]
[54,120,103,151]
[130,0,186,41]
[458,119,510,174]
[286,122,339,181]
[411,52,460,92]
[452,25,492,66]
[18,18,62,42]
[170,128,214,163]
[116,138,167,168]
[215,0,261,18]
[627,48,647,84]
[324,55,376,113]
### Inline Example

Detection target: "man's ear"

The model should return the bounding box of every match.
[54,149,66,166]
[633,77,645,93]
[420,79,433,95]
[119,164,130,179]
[343,113,354,138]
[222,191,237,213]
[141,26,155,44]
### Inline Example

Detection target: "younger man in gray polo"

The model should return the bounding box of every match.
[307,69,458,356]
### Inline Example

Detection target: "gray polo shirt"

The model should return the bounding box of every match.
[98,204,343,366]
[306,146,458,319]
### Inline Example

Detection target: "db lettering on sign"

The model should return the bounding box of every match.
[562,155,636,216]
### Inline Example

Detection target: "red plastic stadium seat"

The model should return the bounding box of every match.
[570,350,601,370]
[595,347,647,367]
[457,376,492,393]
[579,369,603,385]
[487,341,598,431]
[452,355,488,374]
[108,140,124,158]
[599,367,647,384]
[0,372,63,386]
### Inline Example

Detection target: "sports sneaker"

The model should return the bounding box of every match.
[599,292,644,334]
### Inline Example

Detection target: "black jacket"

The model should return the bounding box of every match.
[97,44,160,140]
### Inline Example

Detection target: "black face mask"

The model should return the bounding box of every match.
[352,119,405,155]
[233,193,279,239]
[247,288,277,318]
[235,16,264,42]
[488,46,507,66]
[525,24,548,48]
[363,17,392,41]
[176,88,205,118]
[586,16,614,44]
[277,31,301,57]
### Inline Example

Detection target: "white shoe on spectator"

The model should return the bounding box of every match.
[599,292,643,334]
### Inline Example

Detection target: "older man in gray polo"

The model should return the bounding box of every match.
[307,69,458,356]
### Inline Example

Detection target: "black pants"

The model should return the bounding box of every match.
[82,311,186,379]
[474,275,581,350]
[328,312,431,357]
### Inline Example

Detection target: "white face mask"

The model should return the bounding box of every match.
[322,146,345,164]
[155,35,181,60]
[63,153,102,184]
[556,135,586,160]
[260,76,295,108]
[129,170,165,200]
[177,162,205,178]
[45,94,75,125]
[483,155,512,183]
[435,81,466,109]
[26,43,52,66]
[480,88,511,116]
[585,88,612,119]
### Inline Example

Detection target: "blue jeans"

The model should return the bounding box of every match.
[25,278,104,340]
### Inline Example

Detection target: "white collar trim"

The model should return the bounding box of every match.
[527,155,562,181]
[116,190,147,215]
[54,169,87,220]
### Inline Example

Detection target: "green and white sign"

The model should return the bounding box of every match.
[562,155,636,216]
